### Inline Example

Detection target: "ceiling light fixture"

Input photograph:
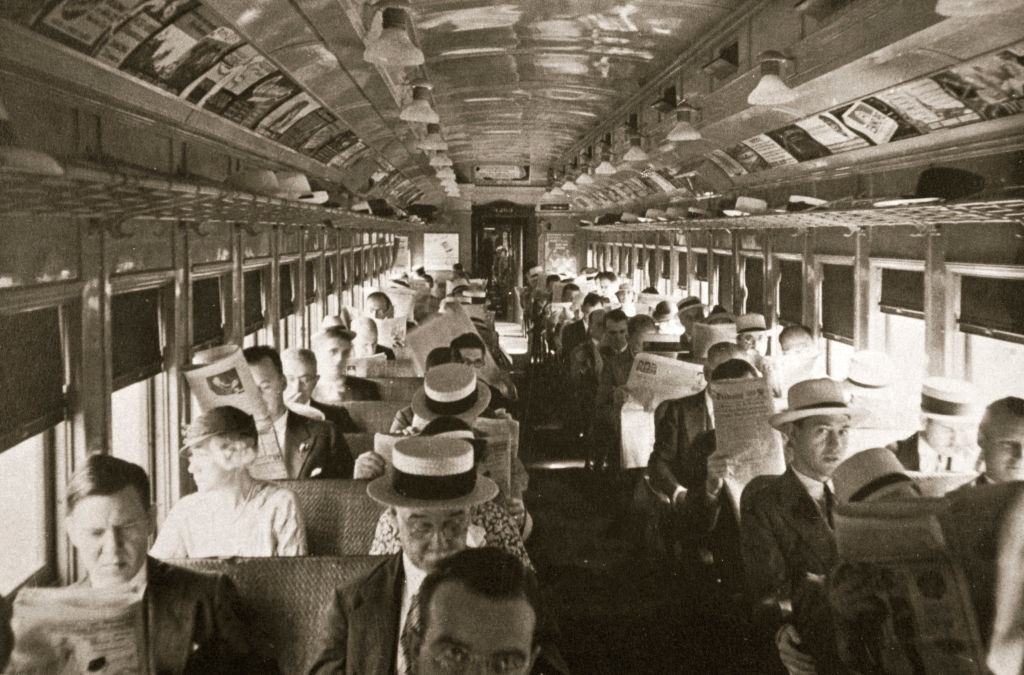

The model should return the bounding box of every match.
[747,50,797,106]
[561,180,578,192]
[418,123,448,151]
[400,83,439,124]
[935,0,1019,15]
[363,1,424,67]
[667,99,701,142]
[576,171,594,185]
[622,135,648,163]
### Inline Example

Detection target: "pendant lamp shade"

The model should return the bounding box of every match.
[622,136,648,163]
[364,5,424,67]
[576,171,594,185]
[561,180,578,192]
[595,160,617,175]
[747,51,797,106]
[400,85,439,123]
[667,101,701,142]
[418,124,448,151]
[428,153,452,167]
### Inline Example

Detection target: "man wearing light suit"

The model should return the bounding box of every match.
[6,455,276,674]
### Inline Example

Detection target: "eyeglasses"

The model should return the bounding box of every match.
[404,517,467,541]
[428,644,529,674]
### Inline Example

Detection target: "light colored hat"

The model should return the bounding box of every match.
[665,206,687,219]
[411,363,491,423]
[275,171,329,203]
[181,406,257,451]
[920,377,980,421]
[464,285,487,301]
[228,169,281,196]
[367,437,498,510]
[770,378,869,428]
[691,322,738,359]
[845,350,894,390]
[734,196,769,215]
[620,212,640,223]
[321,315,348,330]
[833,447,913,504]
[736,313,771,334]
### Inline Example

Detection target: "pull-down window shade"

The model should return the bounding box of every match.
[959,276,1024,338]
[112,288,163,389]
[880,269,924,316]
[745,258,765,317]
[192,277,223,347]
[778,260,803,325]
[1,307,65,446]
[822,264,854,341]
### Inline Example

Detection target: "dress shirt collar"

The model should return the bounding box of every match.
[704,389,715,427]
[89,561,148,596]
[402,552,428,597]
[791,466,833,503]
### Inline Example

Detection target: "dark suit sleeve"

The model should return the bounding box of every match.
[307,589,349,674]
[678,432,723,533]
[316,419,349,480]
[648,399,683,498]
[190,574,281,674]
[740,480,791,638]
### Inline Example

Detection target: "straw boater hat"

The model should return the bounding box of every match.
[677,296,704,316]
[920,377,980,424]
[228,169,281,197]
[844,350,894,391]
[832,447,914,505]
[770,378,869,429]
[736,313,772,336]
[411,363,491,423]
[367,437,498,510]
[463,285,487,304]
[691,321,738,360]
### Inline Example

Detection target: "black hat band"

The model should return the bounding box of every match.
[425,387,479,416]
[393,468,477,500]
[921,394,972,417]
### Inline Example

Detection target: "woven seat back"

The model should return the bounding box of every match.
[276,479,385,555]
[344,401,408,434]
[365,377,423,402]
[173,555,385,674]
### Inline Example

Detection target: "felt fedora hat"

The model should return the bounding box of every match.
[691,321,737,359]
[920,377,980,423]
[833,447,913,505]
[411,363,491,423]
[367,437,498,510]
[736,313,772,335]
[676,295,704,314]
[181,406,257,451]
[770,378,869,428]
[845,350,894,390]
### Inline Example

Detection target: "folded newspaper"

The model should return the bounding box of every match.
[406,305,498,376]
[382,287,416,319]
[832,499,986,674]
[625,352,705,412]
[708,376,786,515]
[372,317,407,350]
[7,586,149,674]
[185,345,287,480]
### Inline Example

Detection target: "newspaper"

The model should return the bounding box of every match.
[708,377,786,515]
[7,586,149,674]
[184,345,286,480]
[382,287,417,319]
[345,353,387,377]
[405,306,497,376]
[620,399,657,469]
[832,500,986,674]
[794,112,870,153]
[625,353,705,412]
[372,317,407,349]
[771,349,825,396]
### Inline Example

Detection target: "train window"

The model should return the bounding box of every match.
[821,264,854,341]
[279,263,296,347]
[191,277,224,348]
[778,260,802,325]
[745,257,765,317]
[326,255,339,316]
[961,332,1024,401]
[0,306,65,444]
[0,432,50,594]
[111,289,163,389]
[958,276,1024,338]
[111,379,155,475]
[880,269,924,316]
[882,313,927,403]
[243,270,265,346]
[0,217,79,286]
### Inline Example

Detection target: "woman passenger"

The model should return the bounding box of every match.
[150,406,307,559]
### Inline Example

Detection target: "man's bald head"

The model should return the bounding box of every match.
[780,325,815,353]
[704,341,746,380]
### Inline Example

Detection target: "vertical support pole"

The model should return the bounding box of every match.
[78,220,112,456]
[732,232,744,316]
[706,230,717,307]
[269,226,281,350]
[852,228,871,350]
[801,230,821,340]
[762,232,777,354]
[684,231,697,296]
[317,226,328,326]
[669,231,680,296]
[229,223,244,346]
[923,226,952,376]
[297,227,308,348]
[167,221,188,506]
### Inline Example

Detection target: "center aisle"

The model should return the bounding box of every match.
[515,358,771,674]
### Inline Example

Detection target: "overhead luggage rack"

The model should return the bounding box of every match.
[584,198,1024,233]
[0,162,414,230]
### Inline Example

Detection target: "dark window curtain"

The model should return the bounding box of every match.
[778,260,803,325]
[1,306,65,445]
[661,250,670,279]
[192,277,224,347]
[696,254,709,281]
[326,255,336,293]
[716,254,733,309]
[279,264,295,316]
[112,288,163,389]
[647,250,657,285]
[354,251,363,285]
[745,257,765,316]
[340,254,350,289]
[959,276,1024,337]
[678,252,688,282]
[822,264,854,340]
[880,269,924,316]
[243,270,264,334]
[305,262,317,303]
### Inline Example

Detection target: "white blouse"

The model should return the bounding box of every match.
[150,481,307,559]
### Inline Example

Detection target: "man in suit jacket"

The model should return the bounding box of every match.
[312,327,383,402]
[559,292,606,361]
[949,396,1024,497]
[246,346,348,479]
[7,455,276,674]
[741,379,868,675]
[892,377,981,473]
[283,348,359,470]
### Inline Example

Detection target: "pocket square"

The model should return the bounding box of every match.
[310,467,323,477]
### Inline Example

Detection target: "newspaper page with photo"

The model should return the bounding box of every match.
[383,287,417,319]
[708,377,786,515]
[406,306,498,376]
[832,500,987,674]
[372,317,407,349]
[625,353,705,412]
[184,345,287,480]
[7,586,149,674]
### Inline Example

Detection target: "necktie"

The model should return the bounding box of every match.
[823,483,834,529]
[399,593,421,675]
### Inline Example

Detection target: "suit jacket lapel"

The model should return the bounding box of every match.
[779,470,836,571]
[352,554,403,674]
[146,558,193,674]
[681,392,709,445]
[286,412,315,478]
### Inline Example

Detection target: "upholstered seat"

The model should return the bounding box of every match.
[275,479,385,556]
[343,400,409,433]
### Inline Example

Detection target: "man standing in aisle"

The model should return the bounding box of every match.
[741,379,867,675]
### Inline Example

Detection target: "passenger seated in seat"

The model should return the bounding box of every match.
[451,332,512,413]
[312,326,382,403]
[150,407,307,558]
[351,316,396,361]
[7,455,279,674]
[390,347,451,435]
[410,548,542,675]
